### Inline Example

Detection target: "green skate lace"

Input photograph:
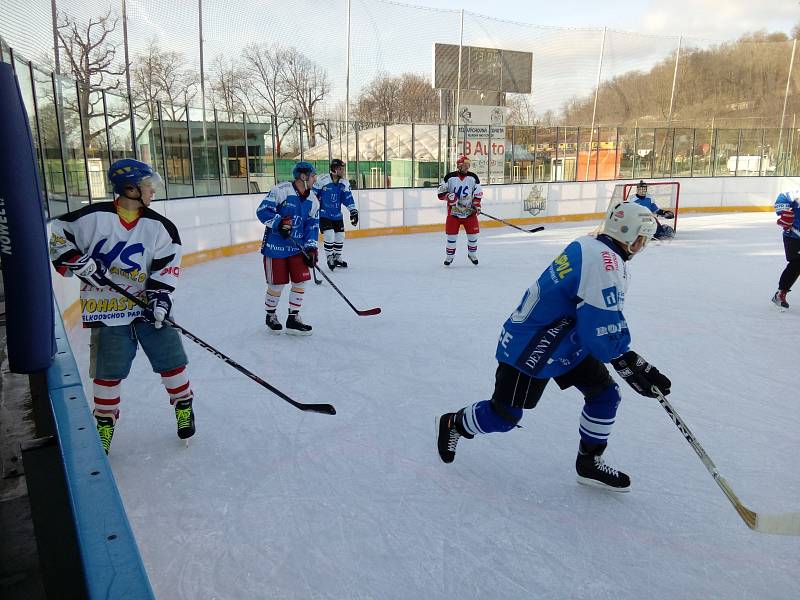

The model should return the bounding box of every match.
[175,404,193,430]
[96,422,114,453]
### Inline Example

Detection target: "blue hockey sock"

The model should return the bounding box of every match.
[578,384,621,446]
[460,400,523,436]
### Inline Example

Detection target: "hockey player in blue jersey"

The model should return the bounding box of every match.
[631,180,675,240]
[256,161,320,335]
[313,159,358,270]
[436,202,671,491]
[772,189,800,309]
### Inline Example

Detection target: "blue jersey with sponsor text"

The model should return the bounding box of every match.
[256,181,320,258]
[495,235,632,378]
[775,190,800,240]
[313,173,356,220]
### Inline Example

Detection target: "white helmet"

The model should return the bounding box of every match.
[600,201,658,253]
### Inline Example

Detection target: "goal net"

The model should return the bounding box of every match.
[608,181,680,232]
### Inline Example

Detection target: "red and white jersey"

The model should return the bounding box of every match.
[49,202,183,327]
[437,171,483,218]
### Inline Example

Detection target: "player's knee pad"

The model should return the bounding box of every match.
[335,231,345,244]
[461,399,522,435]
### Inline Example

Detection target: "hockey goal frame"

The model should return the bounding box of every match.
[609,181,681,233]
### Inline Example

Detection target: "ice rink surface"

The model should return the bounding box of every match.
[69,212,798,599]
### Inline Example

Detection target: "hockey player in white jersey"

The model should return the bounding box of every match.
[437,155,483,265]
[49,159,195,453]
[312,159,358,270]
[437,202,670,491]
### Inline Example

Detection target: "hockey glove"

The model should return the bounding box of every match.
[657,209,675,219]
[302,247,318,267]
[445,192,457,206]
[350,209,359,227]
[279,216,293,239]
[67,255,108,288]
[610,350,671,398]
[143,290,172,329]
[778,210,794,231]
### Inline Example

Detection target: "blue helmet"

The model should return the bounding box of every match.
[292,161,317,180]
[108,159,161,194]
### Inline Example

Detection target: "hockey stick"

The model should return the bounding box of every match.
[103,279,336,415]
[311,264,323,285]
[654,388,800,535]
[479,211,545,234]
[289,239,381,316]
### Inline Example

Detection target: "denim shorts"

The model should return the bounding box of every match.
[89,320,188,380]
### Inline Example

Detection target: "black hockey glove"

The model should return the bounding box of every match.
[610,350,671,398]
[278,216,293,239]
[67,254,108,288]
[302,247,318,267]
[657,209,675,219]
[350,209,359,227]
[143,290,172,329]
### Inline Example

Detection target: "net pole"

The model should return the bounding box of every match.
[455,9,464,161]
[587,27,606,182]
[666,36,682,128]
[345,0,351,182]
[778,38,796,173]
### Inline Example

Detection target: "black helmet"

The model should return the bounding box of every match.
[330,159,346,171]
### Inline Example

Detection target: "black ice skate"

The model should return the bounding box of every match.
[576,443,630,492]
[772,290,789,310]
[174,399,196,440]
[444,256,454,266]
[334,257,348,268]
[468,253,479,265]
[437,411,473,464]
[265,310,283,333]
[327,255,337,271]
[286,312,313,336]
[95,415,115,454]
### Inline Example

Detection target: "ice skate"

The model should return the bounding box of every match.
[265,310,283,333]
[286,312,313,336]
[327,255,337,271]
[174,399,195,441]
[576,443,630,492]
[772,290,789,311]
[437,411,473,464]
[95,415,115,455]
[444,256,454,266]
[334,254,348,268]
[468,253,479,265]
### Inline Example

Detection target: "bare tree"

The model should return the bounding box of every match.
[241,43,295,155]
[55,9,127,146]
[282,47,330,148]
[210,54,246,115]
[506,94,537,126]
[354,73,438,123]
[131,40,198,122]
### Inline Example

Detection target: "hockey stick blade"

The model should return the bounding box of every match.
[104,280,336,415]
[528,226,545,233]
[655,388,800,535]
[480,211,544,236]
[290,239,381,317]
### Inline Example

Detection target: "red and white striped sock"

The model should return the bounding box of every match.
[93,378,121,422]
[160,365,193,406]
[289,283,305,312]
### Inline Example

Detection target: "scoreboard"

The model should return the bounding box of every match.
[432,43,532,94]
